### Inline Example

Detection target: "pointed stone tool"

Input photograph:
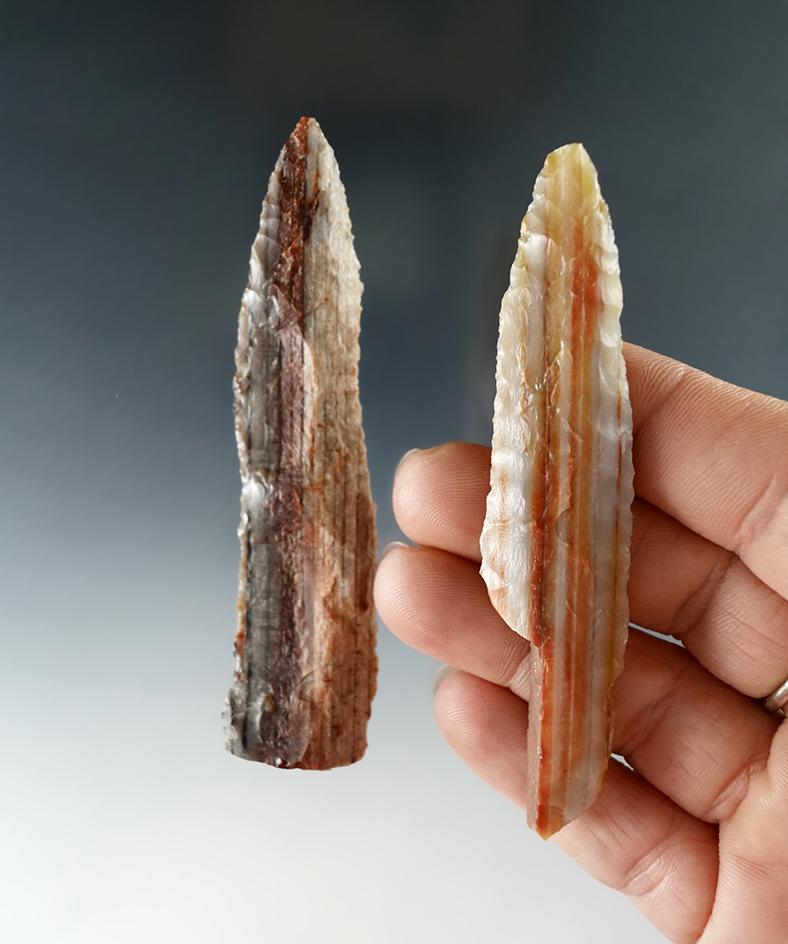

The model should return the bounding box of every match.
[224,117,377,769]
[480,144,634,837]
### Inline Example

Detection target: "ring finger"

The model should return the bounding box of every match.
[375,543,780,823]
[434,670,718,944]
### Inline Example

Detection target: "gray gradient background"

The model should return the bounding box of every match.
[3,2,787,941]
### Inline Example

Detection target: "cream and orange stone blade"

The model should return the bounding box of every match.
[480,144,634,838]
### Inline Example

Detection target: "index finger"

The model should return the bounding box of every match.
[396,345,788,600]
[626,343,788,598]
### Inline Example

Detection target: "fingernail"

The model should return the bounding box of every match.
[395,447,421,476]
[378,540,408,564]
[433,664,456,694]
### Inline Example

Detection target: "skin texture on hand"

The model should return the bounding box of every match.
[374,344,788,944]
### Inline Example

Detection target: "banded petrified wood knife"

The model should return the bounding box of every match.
[480,144,634,837]
[224,117,377,770]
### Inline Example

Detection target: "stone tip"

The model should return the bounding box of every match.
[544,141,594,170]
[538,142,602,209]
[291,115,325,142]
[276,117,334,175]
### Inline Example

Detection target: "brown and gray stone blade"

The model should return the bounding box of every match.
[224,116,377,770]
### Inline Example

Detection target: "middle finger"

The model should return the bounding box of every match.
[393,443,788,698]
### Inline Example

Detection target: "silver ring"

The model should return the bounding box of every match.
[764,679,788,717]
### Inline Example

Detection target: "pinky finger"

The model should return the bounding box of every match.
[435,670,718,944]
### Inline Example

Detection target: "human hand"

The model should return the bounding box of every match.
[374,344,788,943]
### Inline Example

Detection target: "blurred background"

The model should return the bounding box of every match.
[2,2,787,941]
